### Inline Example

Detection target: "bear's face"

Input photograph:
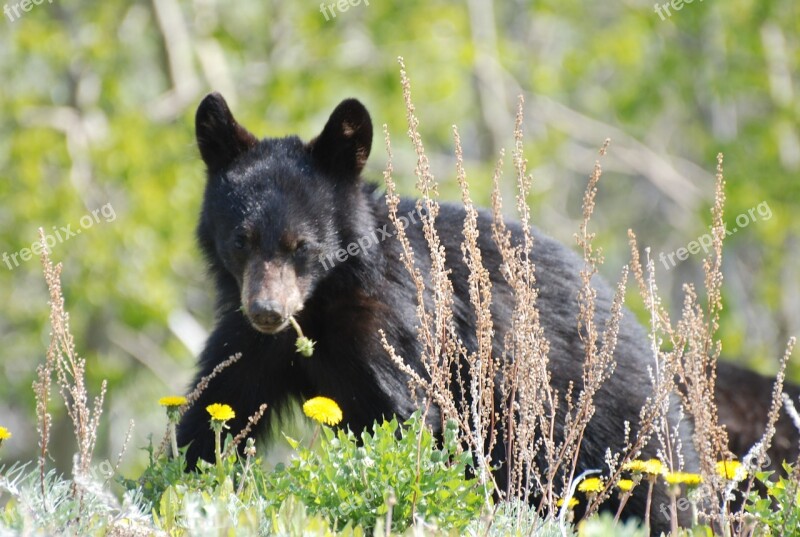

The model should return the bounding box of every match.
[195,93,373,334]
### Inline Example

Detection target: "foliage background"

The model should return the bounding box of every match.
[0,0,798,474]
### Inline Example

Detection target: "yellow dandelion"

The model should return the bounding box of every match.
[716,460,744,480]
[302,396,343,426]
[624,458,663,476]
[556,497,579,509]
[158,395,187,408]
[206,403,236,422]
[577,477,604,494]
[664,472,703,486]
[617,478,636,492]
[0,426,11,441]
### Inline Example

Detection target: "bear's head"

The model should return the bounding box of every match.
[195,93,374,334]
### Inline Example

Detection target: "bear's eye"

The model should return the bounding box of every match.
[293,239,309,255]
[233,234,247,250]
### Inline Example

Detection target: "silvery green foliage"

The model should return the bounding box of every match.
[0,462,151,536]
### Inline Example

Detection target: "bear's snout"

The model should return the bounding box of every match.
[240,259,303,334]
[247,298,288,333]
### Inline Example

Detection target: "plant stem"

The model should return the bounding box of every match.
[289,316,305,338]
[168,422,179,459]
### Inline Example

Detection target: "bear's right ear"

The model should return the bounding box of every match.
[309,99,373,180]
[195,92,258,173]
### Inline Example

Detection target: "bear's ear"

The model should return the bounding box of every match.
[309,99,373,179]
[195,92,258,172]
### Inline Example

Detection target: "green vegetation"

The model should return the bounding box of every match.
[1,1,798,473]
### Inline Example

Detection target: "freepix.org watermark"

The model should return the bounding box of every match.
[4,0,54,23]
[658,201,772,271]
[2,203,116,270]
[319,0,368,21]
[318,205,427,271]
[653,0,704,21]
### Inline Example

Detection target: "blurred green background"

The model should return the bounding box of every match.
[1,0,798,475]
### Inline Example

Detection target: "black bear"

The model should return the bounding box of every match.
[177,93,696,531]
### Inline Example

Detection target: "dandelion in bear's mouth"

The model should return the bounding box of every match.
[206,403,236,422]
[289,316,316,357]
[303,396,343,426]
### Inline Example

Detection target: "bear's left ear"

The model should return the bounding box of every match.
[196,92,258,173]
[309,99,373,179]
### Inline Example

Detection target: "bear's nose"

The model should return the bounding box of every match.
[248,299,285,329]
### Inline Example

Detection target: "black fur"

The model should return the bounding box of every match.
[178,93,698,531]
[714,362,800,470]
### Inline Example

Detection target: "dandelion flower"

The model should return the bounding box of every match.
[624,458,663,476]
[716,460,744,480]
[206,403,236,422]
[577,477,604,494]
[159,395,187,408]
[0,426,11,441]
[161,396,187,458]
[289,316,316,357]
[303,396,343,426]
[556,497,579,509]
[664,472,702,487]
[617,478,635,492]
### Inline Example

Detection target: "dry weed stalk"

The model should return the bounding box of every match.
[382,61,646,522]
[453,125,501,501]
[379,58,462,433]
[36,228,108,501]
[223,403,268,459]
[492,98,553,506]
[554,140,629,516]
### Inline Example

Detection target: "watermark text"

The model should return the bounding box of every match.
[2,203,116,270]
[4,0,54,23]
[658,201,771,271]
[319,206,426,271]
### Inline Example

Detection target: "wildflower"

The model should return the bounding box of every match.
[159,395,187,408]
[160,396,187,458]
[623,458,663,528]
[206,403,236,422]
[577,477,604,494]
[556,497,579,509]
[664,472,702,487]
[303,396,343,426]
[623,458,663,476]
[716,460,744,481]
[613,478,636,524]
[617,478,635,492]
[0,426,11,446]
[206,403,236,482]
